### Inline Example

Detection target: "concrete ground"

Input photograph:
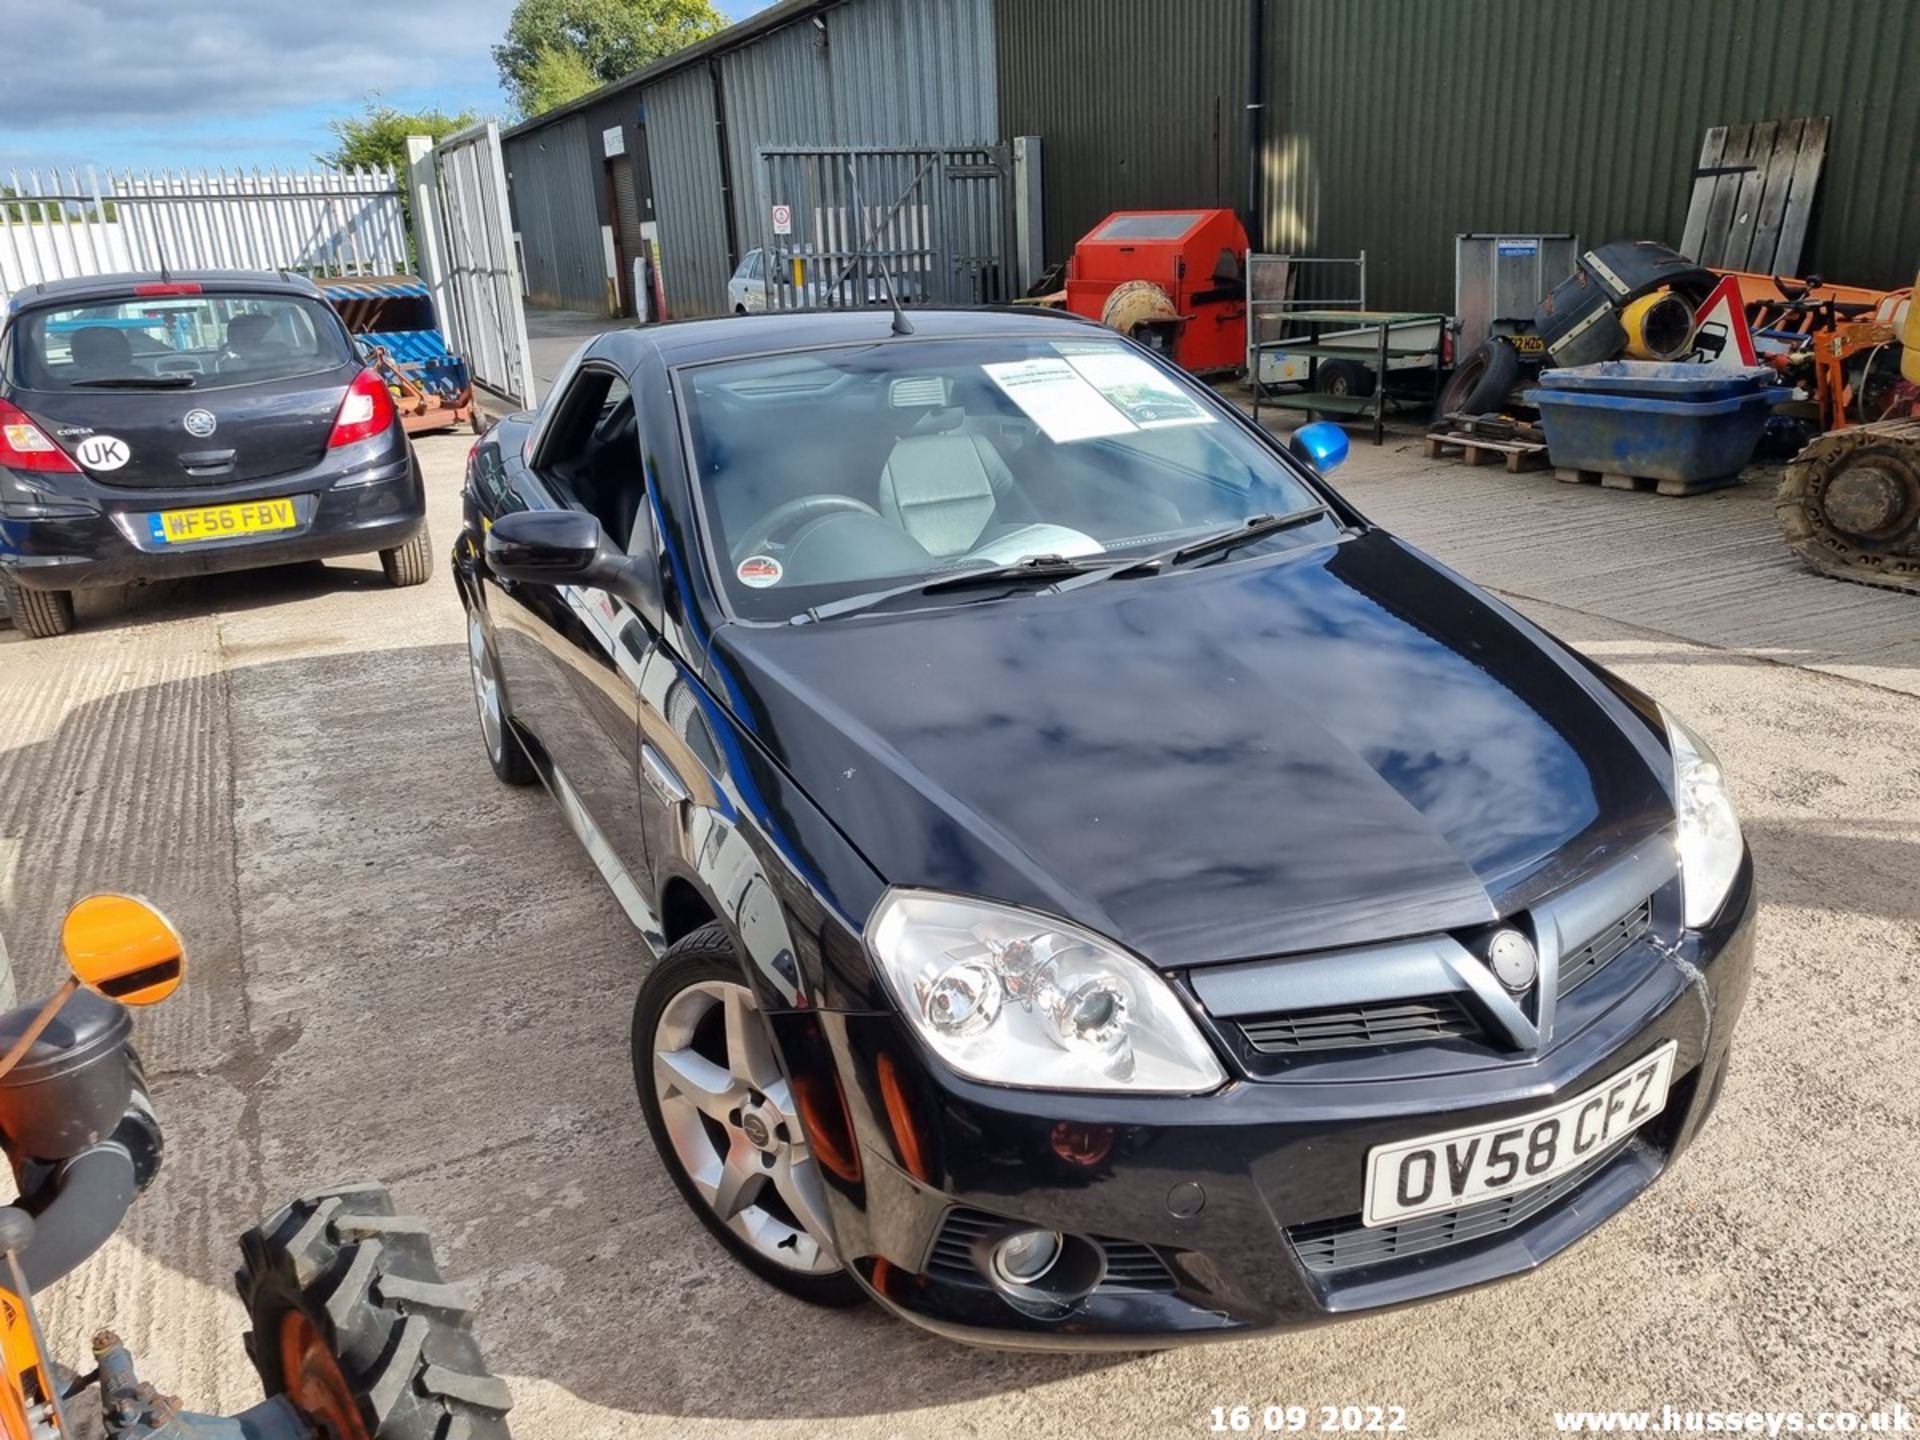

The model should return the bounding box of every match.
[1,421,1915,1440]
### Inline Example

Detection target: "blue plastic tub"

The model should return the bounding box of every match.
[1537,360,1775,401]
[1530,386,1793,485]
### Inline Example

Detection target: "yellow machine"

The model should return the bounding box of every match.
[1774,268,1920,593]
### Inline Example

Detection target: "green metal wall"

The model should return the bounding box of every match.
[1269,0,1920,311]
[996,0,1251,264]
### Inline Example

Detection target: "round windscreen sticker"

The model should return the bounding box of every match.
[737,555,783,588]
[75,434,131,471]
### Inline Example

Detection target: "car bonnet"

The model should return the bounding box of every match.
[707,531,1674,969]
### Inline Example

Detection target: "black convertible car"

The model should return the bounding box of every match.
[453,307,1754,1348]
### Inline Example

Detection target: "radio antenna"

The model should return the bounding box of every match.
[834,157,915,336]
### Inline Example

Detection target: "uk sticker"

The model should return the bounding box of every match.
[737,554,783,588]
[76,434,130,471]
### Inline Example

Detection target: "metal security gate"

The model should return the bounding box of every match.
[0,165,408,306]
[755,146,1011,312]
[410,122,535,409]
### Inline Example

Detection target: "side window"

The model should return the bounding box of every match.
[535,368,647,550]
[745,250,765,282]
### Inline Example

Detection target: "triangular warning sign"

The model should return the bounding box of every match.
[1688,274,1759,368]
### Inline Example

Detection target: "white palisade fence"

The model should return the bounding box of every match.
[0,165,411,304]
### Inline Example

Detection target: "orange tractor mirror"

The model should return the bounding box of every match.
[60,894,185,1006]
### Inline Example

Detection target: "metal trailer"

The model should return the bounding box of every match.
[1454,233,1580,358]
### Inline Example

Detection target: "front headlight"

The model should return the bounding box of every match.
[865,890,1226,1094]
[1664,709,1745,928]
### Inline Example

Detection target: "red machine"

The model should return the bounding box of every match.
[1063,209,1249,374]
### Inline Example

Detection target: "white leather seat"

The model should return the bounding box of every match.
[875,432,1018,557]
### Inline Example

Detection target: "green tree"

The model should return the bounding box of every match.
[520,44,602,116]
[319,100,479,175]
[494,0,729,118]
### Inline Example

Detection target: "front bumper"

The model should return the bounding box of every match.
[0,448,424,591]
[778,860,1756,1349]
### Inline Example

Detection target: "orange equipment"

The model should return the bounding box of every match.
[1764,266,1920,593]
[1063,210,1250,374]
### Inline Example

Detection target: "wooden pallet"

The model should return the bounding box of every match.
[1554,466,1742,498]
[1424,431,1549,473]
[1679,116,1829,275]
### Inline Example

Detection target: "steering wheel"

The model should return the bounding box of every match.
[732,494,882,559]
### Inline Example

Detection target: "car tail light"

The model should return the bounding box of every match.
[0,398,80,473]
[328,368,398,448]
[133,282,202,296]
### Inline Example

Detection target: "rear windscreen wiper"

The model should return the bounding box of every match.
[1049,505,1332,594]
[69,374,197,389]
[797,554,1100,623]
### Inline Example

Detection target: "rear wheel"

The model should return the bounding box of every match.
[632,925,865,1307]
[1315,359,1376,400]
[236,1182,514,1440]
[467,611,537,786]
[380,523,434,587]
[1,574,75,639]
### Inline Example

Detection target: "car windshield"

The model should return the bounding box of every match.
[679,334,1336,620]
[11,293,352,391]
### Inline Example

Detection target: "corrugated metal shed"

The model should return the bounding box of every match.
[829,0,998,146]
[503,114,608,312]
[1270,0,1920,310]
[995,0,1250,263]
[642,64,735,319]
[648,0,998,316]
[718,19,834,230]
[501,0,997,319]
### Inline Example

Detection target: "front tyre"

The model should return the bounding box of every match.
[1,573,75,639]
[237,1182,514,1440]
[380,523,434,587]
[632,924,865,1307]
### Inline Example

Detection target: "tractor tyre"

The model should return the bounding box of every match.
[380,524,435,588]
[1,574,75,639]
[1776,417,1920,593]
[236,1182,514,1440]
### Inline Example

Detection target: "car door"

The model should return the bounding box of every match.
[488,360,654,885]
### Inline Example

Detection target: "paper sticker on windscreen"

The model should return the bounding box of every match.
[981,359,1137,444]
[1065,351,1213,429]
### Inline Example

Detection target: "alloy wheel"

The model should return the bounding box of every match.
[467,613,505,763]
[652,979,841,1274]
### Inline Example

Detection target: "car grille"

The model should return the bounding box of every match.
[927,1207,1179,1293]
[1238,995,1480,1055]
[1285,1140,1629,1275]
[1556,898,1654,998]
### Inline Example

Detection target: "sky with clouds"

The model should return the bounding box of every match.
[0,0,772,175]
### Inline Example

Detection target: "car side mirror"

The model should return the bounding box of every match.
[1289,421,1350,474]
[486,509,661,622]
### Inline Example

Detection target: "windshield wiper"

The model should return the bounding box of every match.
[1048,505,1332,594]
[796,554,1099,624]
[68,374,197,389]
